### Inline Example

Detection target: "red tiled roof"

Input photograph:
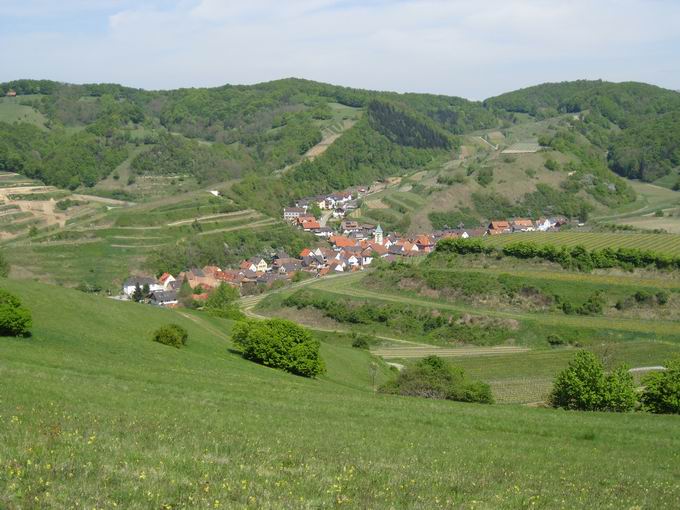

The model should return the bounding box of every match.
[490,220,510,230]
[330,236,356,248]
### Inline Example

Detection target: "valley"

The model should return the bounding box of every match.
[1,77,680,508]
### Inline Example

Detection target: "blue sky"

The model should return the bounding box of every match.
[1,0,679,99]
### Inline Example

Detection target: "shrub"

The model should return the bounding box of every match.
[656,291,670,305]
[547,334,566,347]
[379,355,493,404]
[0,289,32,337]
[232,319,325,377]
[550,351,636,412]
[544,158,559,171]
[152,324,188,348]
[640,357,680,414]
[351,333,377,349]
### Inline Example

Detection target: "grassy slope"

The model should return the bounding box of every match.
[1,279,679,508]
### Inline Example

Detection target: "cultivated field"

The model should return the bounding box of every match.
[484,231,680,256]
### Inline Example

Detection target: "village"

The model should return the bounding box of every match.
[121,187,568,307]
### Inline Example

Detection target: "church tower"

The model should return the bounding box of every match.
[373,224,384,245]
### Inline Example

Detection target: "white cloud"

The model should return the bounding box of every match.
[0,0,678,98]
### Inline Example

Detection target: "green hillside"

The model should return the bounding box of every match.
[2,78,680,285]
[1,279,680,508]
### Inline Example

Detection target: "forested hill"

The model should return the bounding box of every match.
[1,77,679,197]
[0,78,492,191]
[486,80,680,182]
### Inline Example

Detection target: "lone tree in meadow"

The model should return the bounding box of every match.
[0,289,32,337]
[232,318,325,378]
[550,350,636,412]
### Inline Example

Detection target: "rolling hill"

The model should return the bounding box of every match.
[1,278,679,508]
[1,78,680,287]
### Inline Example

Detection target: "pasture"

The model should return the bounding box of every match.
[1,279,679,508]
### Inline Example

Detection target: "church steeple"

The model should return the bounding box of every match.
[373,224,384,245]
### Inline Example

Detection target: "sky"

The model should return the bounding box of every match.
[1,0,679,100]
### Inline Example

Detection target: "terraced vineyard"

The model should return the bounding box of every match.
[484,231,680,256]
[1,191,288,289]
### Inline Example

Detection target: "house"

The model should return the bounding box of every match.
[250,257,268,273]
[239,257,268,273]
[208,190,220,197]
[123,276,163,297]
[283,207,306,221]
[299,248,312,258]
[511,218,535,232]
[272,257,299,269]
[5,90,16,97]
[414,234,434,252]
[150,290,178,306]
[488,220,511,234]
[328,260,345,272]
[278,262,302,275]
[341,220,359,233]
[313,227,334,238]
[301,219,321,231]
[536,218,555,232]
[329,235,356,249]
[158,272,176,290]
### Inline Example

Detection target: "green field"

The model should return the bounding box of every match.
[484,231,680,256]
[1,279,680,508]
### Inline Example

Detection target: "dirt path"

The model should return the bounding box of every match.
[277,120,357,175]
[177,311,227,339]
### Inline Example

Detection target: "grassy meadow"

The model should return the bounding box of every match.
[1,279,680,508]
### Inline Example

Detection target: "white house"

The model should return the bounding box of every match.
[536,219,555,232]
[123,276,163,297]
